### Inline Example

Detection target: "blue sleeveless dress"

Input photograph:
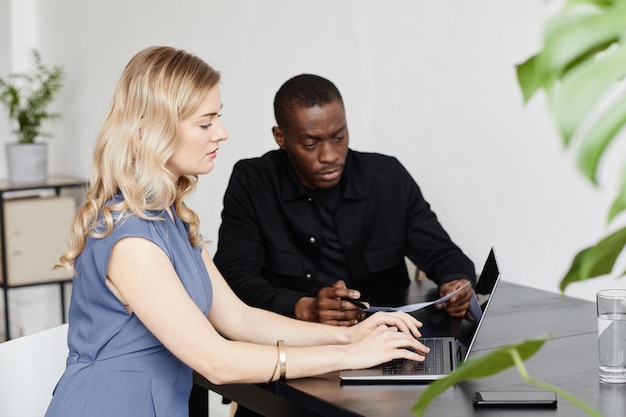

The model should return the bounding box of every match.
[45,196,213,417]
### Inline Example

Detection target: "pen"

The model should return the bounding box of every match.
[341,297,369,310]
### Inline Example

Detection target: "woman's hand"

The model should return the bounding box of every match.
[342,313,430,370]
[347,311,423,343]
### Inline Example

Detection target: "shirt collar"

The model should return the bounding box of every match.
[277,149,367,202]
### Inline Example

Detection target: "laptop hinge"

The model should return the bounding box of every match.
[449,340,462,372]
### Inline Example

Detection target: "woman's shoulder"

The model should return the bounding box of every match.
[93,194,168,240]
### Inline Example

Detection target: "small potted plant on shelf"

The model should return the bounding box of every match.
[0,49,64,183]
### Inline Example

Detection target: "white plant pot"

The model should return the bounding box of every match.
[6,142,48,183]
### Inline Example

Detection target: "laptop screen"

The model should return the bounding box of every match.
[453,248,500,358]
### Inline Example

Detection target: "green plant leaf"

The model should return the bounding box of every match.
[550,47,626,145]
[608,166,626,222]
[560,226,626,291]
[515,9,626,109]
[541,11,626,80]
[411,337,547,416]
[576,94,626,184]
[516,54,544,103]
[565,0,619,9]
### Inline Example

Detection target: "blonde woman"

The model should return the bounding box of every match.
[44,46,429,417]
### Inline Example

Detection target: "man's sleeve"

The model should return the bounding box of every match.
[214,163,306,317]
[400,164,476,287]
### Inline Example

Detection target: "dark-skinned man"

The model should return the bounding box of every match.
[214,73,476,417]
[215,74,475,326]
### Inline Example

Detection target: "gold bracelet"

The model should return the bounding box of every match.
[277,339,286,381]
[268,342,281,384]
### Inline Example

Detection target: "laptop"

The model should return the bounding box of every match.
[339,248,501,383]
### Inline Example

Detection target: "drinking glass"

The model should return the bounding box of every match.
[597,289,626,383]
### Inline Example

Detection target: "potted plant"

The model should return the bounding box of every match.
[0,49,64,183]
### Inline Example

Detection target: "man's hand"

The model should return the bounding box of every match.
[294,280,369,326]
[436,279,473,318]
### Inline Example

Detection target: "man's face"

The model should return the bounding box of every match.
[273,100,349,189]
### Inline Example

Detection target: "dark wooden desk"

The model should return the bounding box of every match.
[193,281,626,416]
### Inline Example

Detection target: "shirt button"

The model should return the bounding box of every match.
[306,273,312,279]
[309,236,316,244]
[307,197,313,202]
[346,240,352,246]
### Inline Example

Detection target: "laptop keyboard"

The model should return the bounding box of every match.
[382,339,444,375]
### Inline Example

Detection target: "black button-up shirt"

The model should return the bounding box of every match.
[215,149,475,317]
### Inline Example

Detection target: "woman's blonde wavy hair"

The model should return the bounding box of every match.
[59,46,220,273]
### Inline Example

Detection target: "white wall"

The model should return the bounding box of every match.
[2,0,625,335]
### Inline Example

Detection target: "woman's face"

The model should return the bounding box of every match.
[166,85,228,178]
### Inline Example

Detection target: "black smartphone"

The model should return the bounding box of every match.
[473,391,557,408]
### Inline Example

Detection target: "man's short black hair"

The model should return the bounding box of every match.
[274,74,344,128]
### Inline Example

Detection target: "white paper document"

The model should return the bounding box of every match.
[368,281,471,313]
